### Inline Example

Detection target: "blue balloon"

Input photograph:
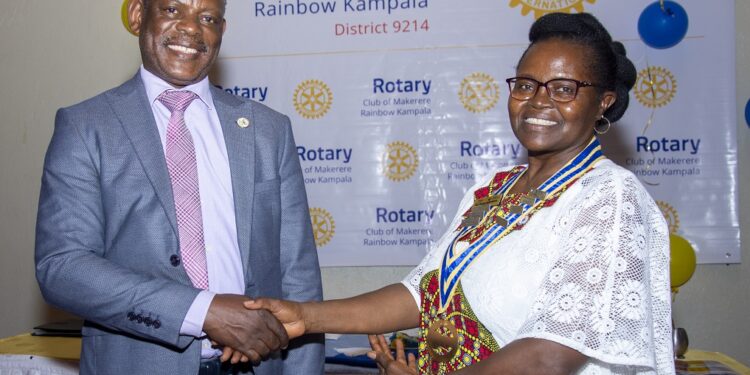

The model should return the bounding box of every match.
[745,98,750,128]
[638,1,689,49]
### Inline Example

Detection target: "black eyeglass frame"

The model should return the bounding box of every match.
[505,77,602,103]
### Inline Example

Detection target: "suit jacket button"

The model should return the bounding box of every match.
[170,255,181,267]
[127,312,135,321]
[144,317,153,326]
[153,320,161,329]
[136,315,144,324]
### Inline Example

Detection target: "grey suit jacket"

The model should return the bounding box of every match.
[35,74,324,374]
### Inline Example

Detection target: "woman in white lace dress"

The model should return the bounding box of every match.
[239,12,674,375]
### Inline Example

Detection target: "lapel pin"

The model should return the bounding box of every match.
[237,117,250,128]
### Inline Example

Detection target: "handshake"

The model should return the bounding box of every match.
[202,284,420,374]
[202,294,305,365]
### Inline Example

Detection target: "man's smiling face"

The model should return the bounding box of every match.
[131,0,226,87]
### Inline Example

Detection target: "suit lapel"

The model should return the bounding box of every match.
[106,75,179,238]
[212,87,256,277]
[104,78,256,279]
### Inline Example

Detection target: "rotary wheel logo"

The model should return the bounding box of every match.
[309,207,335,248]
[459,72,500,113]
[656,200,679,234]
[635,66,677,108]
[383,141,419,182]
[293,79,333,119]
[509,0,595,19]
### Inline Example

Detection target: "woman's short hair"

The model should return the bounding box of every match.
[521,12,637,123]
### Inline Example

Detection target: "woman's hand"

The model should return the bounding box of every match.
[219,296,305,364]
[217,342,249,364]
[243,298,307,340]
[367,334,417,375]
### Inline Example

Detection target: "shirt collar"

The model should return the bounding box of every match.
[139,65,214,111]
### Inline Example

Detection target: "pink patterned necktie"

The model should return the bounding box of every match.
[158,90,209,290]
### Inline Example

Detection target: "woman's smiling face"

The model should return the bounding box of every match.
[508,38,615,160]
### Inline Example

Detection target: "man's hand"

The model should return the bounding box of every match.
[203,294,289,364]
[243,298,307,340]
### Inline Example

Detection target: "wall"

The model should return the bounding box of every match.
[0,0,141,330]
[667,0,750,363]
[0,0,747,365]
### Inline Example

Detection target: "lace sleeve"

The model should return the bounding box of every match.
[515,169,673,373]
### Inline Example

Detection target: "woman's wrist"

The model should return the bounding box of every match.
[299,301,319,334]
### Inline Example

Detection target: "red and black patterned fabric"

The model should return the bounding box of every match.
[418,270,499,374]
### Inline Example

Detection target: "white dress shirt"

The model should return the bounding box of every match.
[140,67,245,356]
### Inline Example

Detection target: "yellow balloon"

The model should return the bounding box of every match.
[121,0,137,36]
[669,234,697,288]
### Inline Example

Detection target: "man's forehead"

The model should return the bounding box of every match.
[143,0,227,10]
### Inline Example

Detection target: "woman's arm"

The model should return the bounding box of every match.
[244,283,420,338]
[451,338,587,375]
[369,335,586,375]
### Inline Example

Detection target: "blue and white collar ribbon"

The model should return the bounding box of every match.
[438,138,604,311]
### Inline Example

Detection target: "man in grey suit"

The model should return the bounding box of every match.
[34,0,324,374]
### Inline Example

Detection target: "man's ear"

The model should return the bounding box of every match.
[127,0,145,36]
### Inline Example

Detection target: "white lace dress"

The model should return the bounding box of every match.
[403,159,675,374]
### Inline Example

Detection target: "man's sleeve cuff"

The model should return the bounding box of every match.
[179,290,216,337]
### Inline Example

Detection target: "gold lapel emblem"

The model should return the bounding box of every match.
[237,117,250,128]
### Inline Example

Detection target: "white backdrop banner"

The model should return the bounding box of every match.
[215,0,739,265]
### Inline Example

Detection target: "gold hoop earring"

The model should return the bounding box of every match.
[594,116,611,135]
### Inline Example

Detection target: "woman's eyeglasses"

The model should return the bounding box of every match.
[506,77,601,103]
